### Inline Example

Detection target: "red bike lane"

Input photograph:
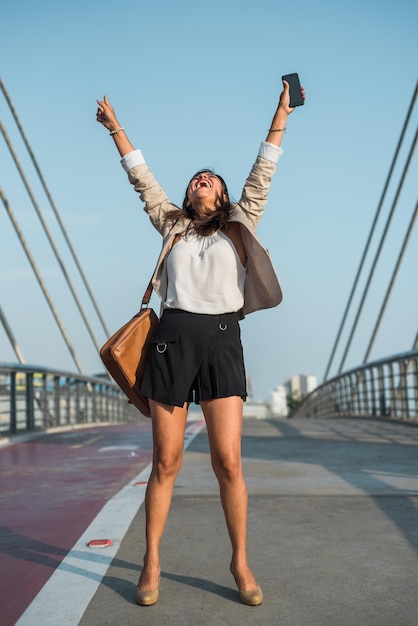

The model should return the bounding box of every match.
[0,422,154,626]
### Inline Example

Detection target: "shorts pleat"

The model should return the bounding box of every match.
[140,309,247,407]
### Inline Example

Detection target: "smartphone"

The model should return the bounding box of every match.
[281,73,304,107]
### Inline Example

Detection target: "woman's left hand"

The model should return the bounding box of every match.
[265,80,306,146]
[279,80,306,115]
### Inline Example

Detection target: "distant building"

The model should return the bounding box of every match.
[270,384,288,417]
[284,373,318,401]
[246,374,254,402]
[243,401,269,419]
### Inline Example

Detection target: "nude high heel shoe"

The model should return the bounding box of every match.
[230,564,264,606]
[136,570,160,606]
[135,586,159,606]
[238,584,264,606]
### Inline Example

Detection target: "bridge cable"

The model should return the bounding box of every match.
[0,305,26,363]
[0,188,84,373]
[0,78,110,337]
[337,127,418,374]
[323,80,418,381]
[0,120,103,355]
[363,197,418,363]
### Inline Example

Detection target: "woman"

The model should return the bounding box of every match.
[96,79,305,607]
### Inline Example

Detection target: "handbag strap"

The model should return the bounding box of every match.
[140,232,179,309]
[141,279,154,309]
[141,233,177,309]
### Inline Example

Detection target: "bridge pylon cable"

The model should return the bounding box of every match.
[323,80,418,381]
[337,127,418,374]
[0,188,84,374]
[0,305,26,363]
[0,78,110,337]
[0,120,103,354]
[363,198,418,363]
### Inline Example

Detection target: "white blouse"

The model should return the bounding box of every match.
[164,229,246,314]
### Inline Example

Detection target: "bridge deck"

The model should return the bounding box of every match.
[2,417,418,626]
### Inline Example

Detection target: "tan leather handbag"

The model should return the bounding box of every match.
[100,280,158,417]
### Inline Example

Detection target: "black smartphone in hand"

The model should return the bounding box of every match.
[281,73,304,107]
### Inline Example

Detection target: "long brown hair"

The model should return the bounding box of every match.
[165,169,233,236]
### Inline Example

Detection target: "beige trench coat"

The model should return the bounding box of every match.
[126,153,283,317]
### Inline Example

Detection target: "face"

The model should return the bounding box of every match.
[186,171,226,211]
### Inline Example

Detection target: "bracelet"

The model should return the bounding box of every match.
[268,127,286,133]
[109,127,125,136]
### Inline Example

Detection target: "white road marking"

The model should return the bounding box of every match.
[16,418,205,625]
[98,445,140,452]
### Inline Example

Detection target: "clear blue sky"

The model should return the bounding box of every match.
[1,0,417,401]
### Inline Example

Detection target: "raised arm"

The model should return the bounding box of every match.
[96,94,175,235]
[236,80,306,227]
[265,80,306,147]
[96,95,135,157]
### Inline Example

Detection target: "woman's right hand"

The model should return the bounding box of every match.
[96,95,136,157]
[96,95,121,133]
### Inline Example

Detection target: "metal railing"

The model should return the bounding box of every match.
[0,363,142,437]
[292,350,418,422]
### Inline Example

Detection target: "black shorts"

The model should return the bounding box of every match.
[140,309,247,407]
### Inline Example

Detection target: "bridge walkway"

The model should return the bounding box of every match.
[2,416,418,625]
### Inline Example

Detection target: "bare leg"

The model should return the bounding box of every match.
[200,396,258,592]
[138,400,188,592]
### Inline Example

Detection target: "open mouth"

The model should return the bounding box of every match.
[196,180,211,189]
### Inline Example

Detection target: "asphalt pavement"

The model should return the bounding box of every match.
[76,416,418,626]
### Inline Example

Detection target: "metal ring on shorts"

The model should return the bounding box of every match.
[156,343,167,354]
[219,323,228,331]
